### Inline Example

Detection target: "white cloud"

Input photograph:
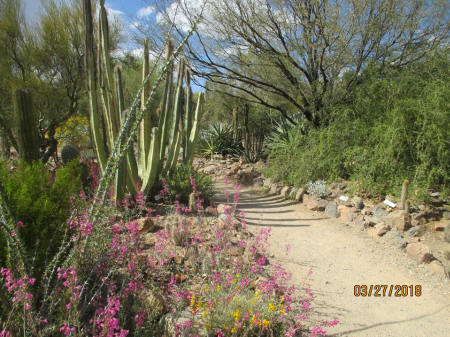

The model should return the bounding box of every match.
[105,5,124,18]
[131,48,144,58]
[129,20,141,30]
[137,5,155,18]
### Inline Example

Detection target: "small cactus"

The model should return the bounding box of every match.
[400,179,409,210]
[61,144,79,165]
[188,192,197,213]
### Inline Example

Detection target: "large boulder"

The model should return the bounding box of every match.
[303,194,327,211]
[270,183,283,194]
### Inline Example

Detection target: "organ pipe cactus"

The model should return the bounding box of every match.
[13,89,41,164]
[83,0,204,200]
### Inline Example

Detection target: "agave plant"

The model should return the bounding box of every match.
[199,123,243,159]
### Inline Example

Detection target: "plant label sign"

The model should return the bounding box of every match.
[339,195,349,202]
[384,199,396,208]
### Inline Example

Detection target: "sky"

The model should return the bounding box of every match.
[22,0,160,54]
[21,0,211,91]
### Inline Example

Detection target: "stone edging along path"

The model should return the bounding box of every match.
[256,177,449,280]
[196,156,450,281]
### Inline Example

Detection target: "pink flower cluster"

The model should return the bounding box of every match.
[0,268,35,310]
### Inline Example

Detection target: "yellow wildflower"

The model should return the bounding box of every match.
[233,309,240,321]
[202,310,207,317]
[254,290,260,297]
[204,284,209,293]
[236,273,240,278]
[231,327,236,334]
[279,310,285,315]
[262,319,269,328]
[280,295,284,303]
[216,285,221,291]
[268,303,276,311]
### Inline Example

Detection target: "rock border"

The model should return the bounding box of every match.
[260,178,449,279]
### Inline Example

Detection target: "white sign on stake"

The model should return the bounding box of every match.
[339,195,349,202]
[383,199,396,208]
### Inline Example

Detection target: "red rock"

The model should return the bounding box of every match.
[406,243,433,263]
[374,223,390,236]
[433,220,449,231]
[338,205,358,223]
[426,260,447,277]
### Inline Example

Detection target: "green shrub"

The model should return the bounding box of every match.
[265,53,450,200]
[161,165,214,205]
[0,160,82,283]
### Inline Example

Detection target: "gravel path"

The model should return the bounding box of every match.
[214,181,450,337]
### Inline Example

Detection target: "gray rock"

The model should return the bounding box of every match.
[405,225,423,238]
[442,211,450,220]
[325,202,339,217]
[253,177,264,186]
[365,216,384,226]
[352,196,364,210]
[203,164,216,174]
[374,204,388,217]
[263,178,272,187]
[384,230,407,249]
[445,222,450,243]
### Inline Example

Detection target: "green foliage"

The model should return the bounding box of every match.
[0,160,82,283]
[199,123,243,158]
[265,52,450,199]
[162,165,214,205]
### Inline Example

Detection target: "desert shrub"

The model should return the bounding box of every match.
[0,160,82,285]
[161,165,214,205]
[265,53,449,199]
[306,180,328,198]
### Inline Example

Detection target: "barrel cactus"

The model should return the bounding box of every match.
[61,144,80,165]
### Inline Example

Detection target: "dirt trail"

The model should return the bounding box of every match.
[214,180,450,337]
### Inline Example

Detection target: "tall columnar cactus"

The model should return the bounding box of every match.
[83,0,204,200]
[185,93,204,165]
[13,89,41,163]
[139,39,152,176]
